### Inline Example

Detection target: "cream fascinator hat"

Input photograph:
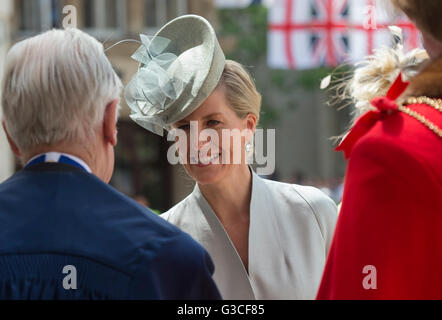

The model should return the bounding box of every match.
[125,15,226,136]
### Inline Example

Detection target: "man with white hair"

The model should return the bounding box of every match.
[0,28,221,300]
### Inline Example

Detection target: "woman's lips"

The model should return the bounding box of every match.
[191,153,221,167]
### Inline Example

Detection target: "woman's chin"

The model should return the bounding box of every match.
[186,164,226,185]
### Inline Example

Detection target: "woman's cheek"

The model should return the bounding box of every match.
[176,136,190,164]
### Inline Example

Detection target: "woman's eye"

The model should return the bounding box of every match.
[178,124,190,130]
[207,120,221,126]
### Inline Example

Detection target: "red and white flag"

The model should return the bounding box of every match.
[268,0,420,70]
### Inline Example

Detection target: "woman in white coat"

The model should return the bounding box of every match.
[125,15,338,300]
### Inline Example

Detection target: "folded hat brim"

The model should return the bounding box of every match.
[126,14,226,135]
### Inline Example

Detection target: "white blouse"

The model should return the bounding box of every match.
[162,170,337,300]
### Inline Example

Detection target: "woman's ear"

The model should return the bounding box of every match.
[246,113,258,134]
[103,99,119,147]
[243,113,258,147]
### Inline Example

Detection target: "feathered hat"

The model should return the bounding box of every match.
[125,15,226,136]
[322,26,428,140]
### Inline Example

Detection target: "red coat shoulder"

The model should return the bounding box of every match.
[317,103,442,300]
[356,102,442,180]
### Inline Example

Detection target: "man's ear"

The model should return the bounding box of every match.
[103,99,119,147]
[2,121,21,157]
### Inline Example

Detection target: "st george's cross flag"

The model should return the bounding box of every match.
[268,0,420,70]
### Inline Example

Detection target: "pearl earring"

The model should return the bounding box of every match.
[245,142,252,153]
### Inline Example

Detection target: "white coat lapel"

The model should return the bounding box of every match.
[248,171,288,299]
[192,185,255,300]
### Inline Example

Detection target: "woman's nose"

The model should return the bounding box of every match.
[188,121,204,151]
[189,122,213,153]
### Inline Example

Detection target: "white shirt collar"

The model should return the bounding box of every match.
[26,152,92,173]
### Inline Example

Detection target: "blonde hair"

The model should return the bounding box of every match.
[217,60,261,123]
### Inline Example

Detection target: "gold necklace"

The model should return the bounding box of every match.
[404,96,442,112]
[399,96,442,139]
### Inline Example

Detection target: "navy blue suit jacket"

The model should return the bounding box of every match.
[0,163,221,300]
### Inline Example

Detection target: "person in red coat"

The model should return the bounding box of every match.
[317,0,442,299]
